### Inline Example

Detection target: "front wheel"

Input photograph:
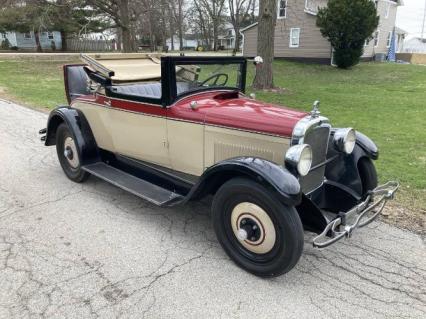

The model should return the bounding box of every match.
[211,178,304,277]
[56,123,89,183]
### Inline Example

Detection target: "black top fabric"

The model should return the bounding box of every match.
[111,82,193,99]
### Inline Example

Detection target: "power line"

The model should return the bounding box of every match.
[421,0,426,39]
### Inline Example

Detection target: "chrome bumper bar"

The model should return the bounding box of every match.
[312,181,399,248]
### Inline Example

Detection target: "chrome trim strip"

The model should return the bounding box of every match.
[291,115,330,146]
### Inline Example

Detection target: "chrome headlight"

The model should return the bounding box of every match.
[333,128,356,154]
[285,144,313,176]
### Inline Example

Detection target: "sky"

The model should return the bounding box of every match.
[396,0,426,38]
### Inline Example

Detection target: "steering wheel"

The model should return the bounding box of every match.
[199,73,228,87]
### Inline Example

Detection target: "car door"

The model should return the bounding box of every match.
[107,97,170,168]
[166,106,205,177]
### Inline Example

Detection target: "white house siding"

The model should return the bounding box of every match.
[243,0,331,60]
[363,0,398,58]
[403,38,426,53]
[243,0,400,61]
[166,36,198,51]
[1,31,62,50]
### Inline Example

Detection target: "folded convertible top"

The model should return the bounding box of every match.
[80,53,163,83]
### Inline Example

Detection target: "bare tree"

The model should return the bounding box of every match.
[87,0,136,52]
[191,0,212,49]
[227,0,252,53]
[252,0,276,89]
[198,0,225,51]
[169,0,185,50]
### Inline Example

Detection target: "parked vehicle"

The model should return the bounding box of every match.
[40,54,398,277]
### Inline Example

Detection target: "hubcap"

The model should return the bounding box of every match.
[231,202,276,254]
[63,137,79,168]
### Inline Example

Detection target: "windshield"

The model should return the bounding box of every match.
[174,62,244,96]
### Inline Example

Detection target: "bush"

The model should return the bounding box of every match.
[316,0,379,69]
[0,38,10,50]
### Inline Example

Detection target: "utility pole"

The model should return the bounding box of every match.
[422,0,426,39]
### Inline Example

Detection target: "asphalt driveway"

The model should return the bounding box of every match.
[0,100,425,319]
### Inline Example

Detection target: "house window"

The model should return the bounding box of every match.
[278,0,287,18]
[386,31,392,48]
[289,28,300,48]
[365,39,370,47]
[47,32,54,40]
[23,32,32,39]
[373,31,380,47]
[385,3,390,18]
[374,0,379,8]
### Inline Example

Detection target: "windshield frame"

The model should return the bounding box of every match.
[161,56,247,106]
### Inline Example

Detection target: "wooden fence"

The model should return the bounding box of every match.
[396,53,426,65]
[66,38,116,52]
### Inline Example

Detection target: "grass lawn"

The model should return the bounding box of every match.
[0,58,425,219]
[0,59,74,109]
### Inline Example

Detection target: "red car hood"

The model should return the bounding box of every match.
[171,91,307,137]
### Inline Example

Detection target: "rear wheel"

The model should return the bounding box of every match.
[211,178,304,277]
[358,157,378,195]
[56,123,89,183]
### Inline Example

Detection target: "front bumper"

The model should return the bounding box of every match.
[312,181,399,248]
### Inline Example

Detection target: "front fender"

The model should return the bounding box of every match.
[45,106,99,165]
[186,157,301,206]
[325,130,379,195]
[355,131,378,160]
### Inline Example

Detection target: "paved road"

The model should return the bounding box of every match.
[0,100,425,319]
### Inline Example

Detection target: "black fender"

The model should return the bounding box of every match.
[184,157,301,207]
[325,130,379,196]
[44,106,99,165]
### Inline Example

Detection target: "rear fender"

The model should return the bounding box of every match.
[186,157,302,207]
[45,106,99,165]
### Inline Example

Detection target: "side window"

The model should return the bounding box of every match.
[386,31,392,48]
[385,3,390,18]
[374,31,380,47]
[289,28,300,48]
[277,0,287,19]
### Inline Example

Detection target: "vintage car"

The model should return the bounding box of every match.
[40,54,398,277]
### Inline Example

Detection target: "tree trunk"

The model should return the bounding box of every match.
[121,27,132,52]
[233,26,240,53]
[253,0,277,90]
[178,4,183,50]
[161,0,167,50]
[34,30,42,52]
[169,9,175,51]
[60,30,67,51]
[213,23,218,51]
[120,0,134,52]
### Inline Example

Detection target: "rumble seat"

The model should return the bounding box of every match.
[110,82,193,99]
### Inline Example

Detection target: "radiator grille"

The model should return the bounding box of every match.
[299,125,330,193]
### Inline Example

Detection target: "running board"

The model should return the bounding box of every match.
[82,162,183,206]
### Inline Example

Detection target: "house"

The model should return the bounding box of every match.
[217,23,238,50]
[241,0,404,63]
[402,37,426,53]
[166,35,198,51]
[0,31,62,50]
